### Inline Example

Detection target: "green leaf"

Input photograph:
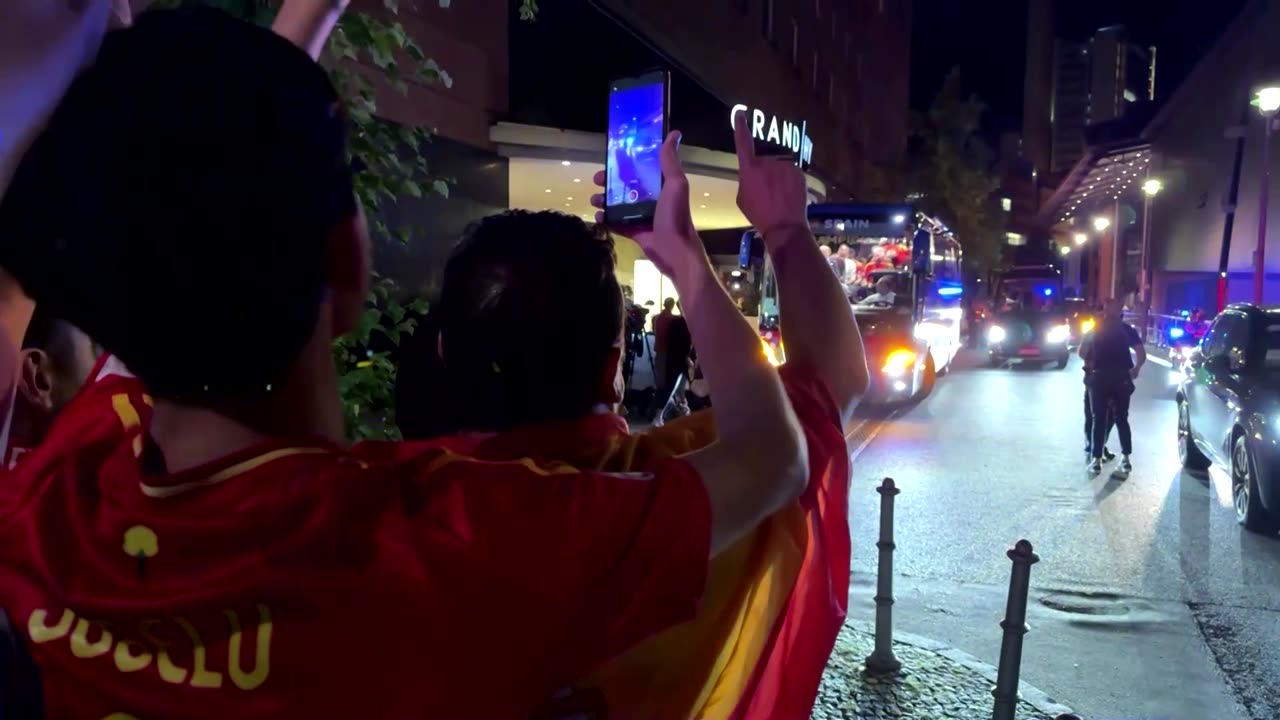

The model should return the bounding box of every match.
[432,179,450,198]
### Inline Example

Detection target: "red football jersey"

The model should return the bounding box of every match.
[2,354,144,472]
[0,387,711,718]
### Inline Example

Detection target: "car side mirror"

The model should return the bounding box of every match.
[1228,348,1248,373]
[1203,353,1228,372]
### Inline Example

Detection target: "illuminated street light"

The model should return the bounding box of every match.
[1073,233,1088,245]
[1140,178,1164,305]
[1254,87,1280,115]
[1092,216,1111,232]
[1059,245,1071,256]
[1252,87,1280,303]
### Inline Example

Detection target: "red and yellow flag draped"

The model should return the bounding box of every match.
[454,363,850,720]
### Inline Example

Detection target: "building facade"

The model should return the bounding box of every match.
[361,0,912,299]
[1142,0,1280,311]
[1087,26,1156,126]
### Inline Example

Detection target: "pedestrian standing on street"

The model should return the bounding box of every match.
[1077,329,1116,463]
[1080,298,1146,476]
[656,308,692,420]
[651,296,676,408]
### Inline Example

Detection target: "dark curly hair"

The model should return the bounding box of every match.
[435,210,624,432]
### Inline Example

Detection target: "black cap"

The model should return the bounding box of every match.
[0,7,356,398]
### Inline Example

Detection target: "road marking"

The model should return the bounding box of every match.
[846,407,907,463]
[1148,355,1173,369]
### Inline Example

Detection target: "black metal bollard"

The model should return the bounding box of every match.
[992,539,1040,720]
[864,478,902,675]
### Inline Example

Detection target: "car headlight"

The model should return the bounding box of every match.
[1047,324,1071,344]
[988,325,1007,343]
[1180,345,1194,359]
[1080,318,1096,334]
[882,349,917,377]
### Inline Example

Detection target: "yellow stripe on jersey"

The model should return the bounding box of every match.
[418,447,582,479]
[111,394,142,430]
[138,447,333,499]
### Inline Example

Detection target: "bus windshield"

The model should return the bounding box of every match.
[752,203,963,328]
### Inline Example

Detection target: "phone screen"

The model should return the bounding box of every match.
[605,71,667,225]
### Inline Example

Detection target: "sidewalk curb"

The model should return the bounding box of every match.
[846,619,1077,717]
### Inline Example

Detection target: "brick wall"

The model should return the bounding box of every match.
[351,0,508,149]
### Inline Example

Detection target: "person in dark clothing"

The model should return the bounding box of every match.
[1080,322,1116,462]
[1080,298,1146,475]
[656,311,693,419]
[1082,385,1115,462]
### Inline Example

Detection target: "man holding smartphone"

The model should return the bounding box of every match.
[0,8,821,719]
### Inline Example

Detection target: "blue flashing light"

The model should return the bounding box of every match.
[1169,326,1186,340]
[937,285,964,298]
[1042,287,1054,297]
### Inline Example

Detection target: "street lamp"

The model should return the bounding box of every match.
[1073,233,1088,245]
[1251,86,1280,303]
[1059,245,1071,256]
[1140,178,1163,307]
[1093,216,1111,232]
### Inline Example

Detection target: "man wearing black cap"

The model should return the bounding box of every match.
[0,7,812,718]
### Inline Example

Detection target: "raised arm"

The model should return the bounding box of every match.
[271,0,349,60]
[593,133,806,556]
[732,113,867,424]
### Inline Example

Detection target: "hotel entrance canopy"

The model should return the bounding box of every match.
[1037,140,1152,229]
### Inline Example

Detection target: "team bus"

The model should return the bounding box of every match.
[743,203,964,403]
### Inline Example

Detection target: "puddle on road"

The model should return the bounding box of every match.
[1040,591,1130,616]
[1036,589,1176,628]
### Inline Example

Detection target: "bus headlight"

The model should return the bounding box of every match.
[761,339,783,367]
[1047,324,1071,344]
[914,322,941,341]
[882,349,917,377]
[987,325,1007,344]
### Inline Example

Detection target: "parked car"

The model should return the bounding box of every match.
[1177,304,1280,534]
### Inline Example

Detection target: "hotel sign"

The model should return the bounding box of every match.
[730,104,814,168]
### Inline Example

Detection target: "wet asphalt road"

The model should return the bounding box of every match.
[845,349,1280,720]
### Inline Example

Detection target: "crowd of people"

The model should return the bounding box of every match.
[820,239,912,302]
[0,1,870,718]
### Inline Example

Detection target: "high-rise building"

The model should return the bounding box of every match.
[1021,9,1156,181]
[1021,0,1055,176]
[1088,26,1156,125]
[1050,40,1090,176]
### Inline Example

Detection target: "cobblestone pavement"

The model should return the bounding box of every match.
[813,623,1058,720]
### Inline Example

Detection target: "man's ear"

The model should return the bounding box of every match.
[600,346,624,407]
[326,204,372,337]
[17,349,54,411]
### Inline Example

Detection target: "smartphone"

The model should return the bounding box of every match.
[604,70,670,226]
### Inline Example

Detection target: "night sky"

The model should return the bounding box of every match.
[513,1,1253,150]
[911,0,1250,137]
